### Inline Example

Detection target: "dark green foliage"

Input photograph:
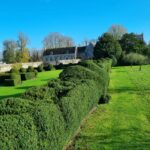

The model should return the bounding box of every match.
[0,73,10,85]
[37,64,44,72]
[21,72,36,81]
[3,40,16,64]
[123,52,147,65]
[4,73,21,86]
[20,66,38,81]
[99,94,111,104]
[27,66,34,72]
[60,80,101,132]
[94,33,122,60]
[22,86,56,102]
[0,98,38,149]
[59,65,100,82]
[44,64,55,71]
[34,69,38,77]
[10,68,19,74]
[32,102,66,150]
[79,60,110,96]
[111,55,118,66]
[0,59,112,150]
[120,33,146,54]
[19,68,26,73]
[0,98,66,150]
[0,73,21,86]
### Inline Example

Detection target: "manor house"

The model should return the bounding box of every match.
[43,43,94,65]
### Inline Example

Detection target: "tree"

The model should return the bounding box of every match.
[30,49,42,62]
[43,32,74,49]
[120,33,146,54]
[3,40,17,63]
[142,44,150,58]
[17,32,30,62]
[108,25,127,40]
[17,32,29,51]
[94,33,122,60]
[123,52,147,70]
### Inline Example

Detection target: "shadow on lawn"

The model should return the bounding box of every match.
[109,87,139,94]
[74,128,150,149]
[0,93,21,100]
[15,86,34,90]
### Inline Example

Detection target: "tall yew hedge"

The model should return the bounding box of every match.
[0,59,112,150]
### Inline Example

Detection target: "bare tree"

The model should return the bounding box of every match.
[16,32,30,62]
[3,40,17,63]
[17,32,29,51]
[43,32,74,49]
[108,25,127,40]
[30,49,42,62]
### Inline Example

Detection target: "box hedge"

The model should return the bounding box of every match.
[4,73,21,86]
[21,72,36,81]
[0,59,112,149]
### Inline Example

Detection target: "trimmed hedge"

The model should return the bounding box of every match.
[0,73,10,85]
[20,68,26,73]
[37,64,44,72]
[21,72,36,81]
[22,86,56,102]
[0,59,112,149]
[0,98,38,149]
[4,73,21,86]
[44,64,55,71]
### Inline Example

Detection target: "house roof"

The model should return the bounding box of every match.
[77,46,86,53]
[43,47,76,56]
[43,46,87,56]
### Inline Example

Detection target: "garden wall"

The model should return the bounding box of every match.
[0,62,42,73]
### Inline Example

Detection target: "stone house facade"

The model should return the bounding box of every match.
[43,43,94,65]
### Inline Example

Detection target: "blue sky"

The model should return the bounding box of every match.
[0,0,150,51]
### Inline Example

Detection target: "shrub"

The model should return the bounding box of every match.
[22,86,56,102]
[0,97,66,150]
[37,64,44,72]
[0,73,10,85]
[11,63,22,71]
[10,68,19,74]
[0,98,38,149]
[4,73,21,86]
[0,59,112,150]
[123,52,147,65]
[19,68,26,73]
[59,65,100,83]
[27,66,34,72]
[34,70,38,77]
[99,94,111,104]
[21,72,36,81]
[44,64,55,71]
[59,80,100,132]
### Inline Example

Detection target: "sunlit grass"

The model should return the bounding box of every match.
[73,65,150,149]
[0,70,62,100]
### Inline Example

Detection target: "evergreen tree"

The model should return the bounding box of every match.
[94,33,122,60]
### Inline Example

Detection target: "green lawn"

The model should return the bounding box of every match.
[73,65,150,150]
[0,70,62,100]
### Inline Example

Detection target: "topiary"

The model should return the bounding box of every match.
[27,66,34,72]
[20,68,26,73]
[22,86,56,102]
[59,65,100,82]
[10,68,19,74]
[37,64,44,72]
